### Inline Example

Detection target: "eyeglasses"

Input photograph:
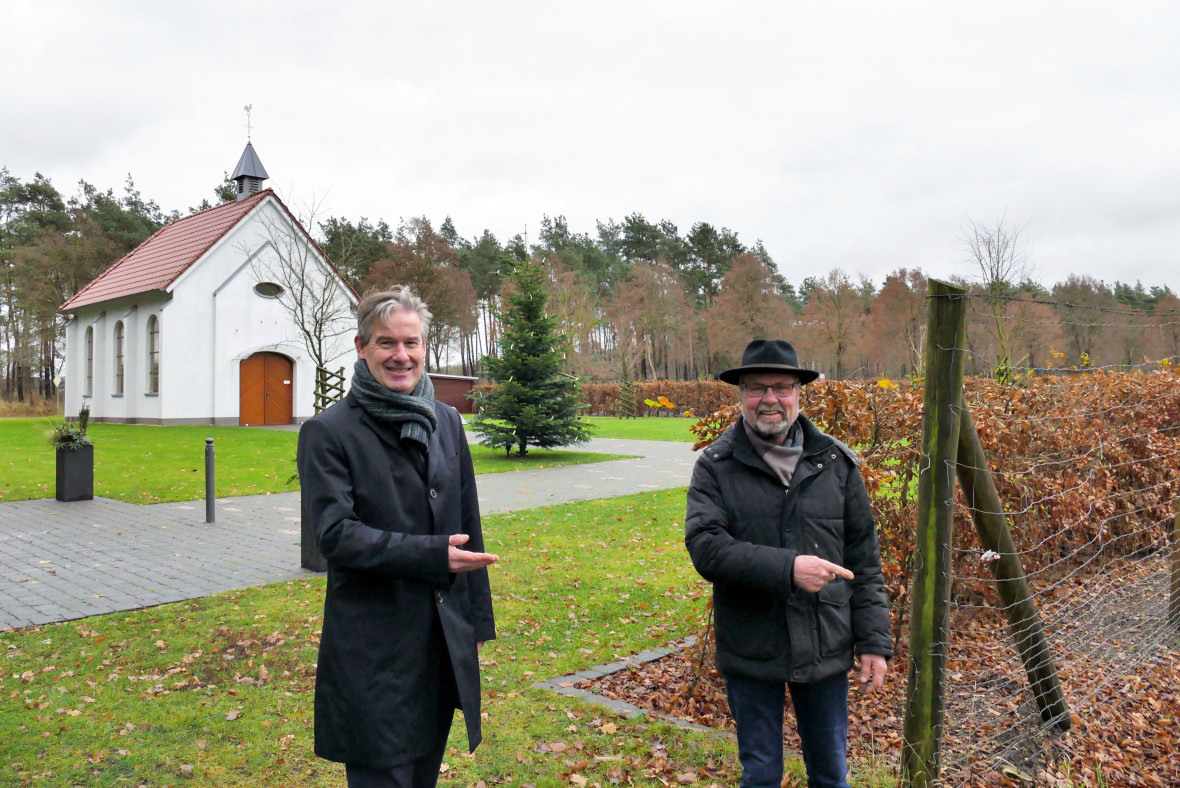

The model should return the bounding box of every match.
[741,382,801,399]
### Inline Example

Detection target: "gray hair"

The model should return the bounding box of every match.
[356,286,433,344]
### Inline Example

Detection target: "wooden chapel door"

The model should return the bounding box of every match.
[239,352,293,425]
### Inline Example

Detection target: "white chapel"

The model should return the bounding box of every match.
[59,143,358,425]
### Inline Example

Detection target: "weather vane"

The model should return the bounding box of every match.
[244,104,253,140]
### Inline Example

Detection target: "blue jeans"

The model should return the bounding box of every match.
[725,671,850,788]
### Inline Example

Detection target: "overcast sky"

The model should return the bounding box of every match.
[5,1,1179,293]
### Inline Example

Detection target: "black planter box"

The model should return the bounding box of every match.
[55,444,94,502]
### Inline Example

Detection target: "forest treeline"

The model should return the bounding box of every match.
[3,167,1178,402]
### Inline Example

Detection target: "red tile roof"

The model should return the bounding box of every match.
[60,190,272,311]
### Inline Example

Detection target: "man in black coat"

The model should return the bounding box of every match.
[685,339,891,788]
[298,286,498,788]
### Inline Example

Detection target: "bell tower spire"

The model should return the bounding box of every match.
[230,106,269,200]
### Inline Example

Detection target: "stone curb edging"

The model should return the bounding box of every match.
[531,635,723,735]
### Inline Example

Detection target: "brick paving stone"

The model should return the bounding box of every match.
[1,436,696,631]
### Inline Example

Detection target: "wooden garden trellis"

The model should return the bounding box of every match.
[315,366,345,414]
[901,280,1070,788]
[618,379,638,419]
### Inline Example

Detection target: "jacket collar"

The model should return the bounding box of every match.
[719,413,836,474]
[349,391,444,479]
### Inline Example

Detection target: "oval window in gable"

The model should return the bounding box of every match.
[254,282,284,298]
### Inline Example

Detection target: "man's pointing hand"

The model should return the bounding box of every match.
[792,555,853,593]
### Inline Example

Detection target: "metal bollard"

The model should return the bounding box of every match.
[205,438,215,523]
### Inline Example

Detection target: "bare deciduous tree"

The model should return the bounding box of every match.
[961,216,1032,380]
[1149,291,1180,362]
[246,196,356,376]
[540,253,610,378]
[706,252,793,372]
[363,217,478,373]
[801,269,863,379]
[866,268,927,378]
[609,259,694,380]
[1052,274,1115,366]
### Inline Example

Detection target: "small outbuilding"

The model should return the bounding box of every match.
[428,373,479,414]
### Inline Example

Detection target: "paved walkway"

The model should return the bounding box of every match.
[0,437,697,631]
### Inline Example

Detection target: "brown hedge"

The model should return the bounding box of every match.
[690,369,1180,628]
[472,380,737,418]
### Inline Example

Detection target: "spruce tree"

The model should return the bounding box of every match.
[472,257,591,456]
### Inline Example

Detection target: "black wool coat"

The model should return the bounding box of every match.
[297,392,496,768]
[685,414,892,684]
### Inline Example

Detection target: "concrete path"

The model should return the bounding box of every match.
[0,437,698,631]
[474,436,695,513]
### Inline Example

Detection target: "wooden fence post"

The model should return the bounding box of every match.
[955,402,1071,729]
[902,280,968,788]
[1171,503,1180,626]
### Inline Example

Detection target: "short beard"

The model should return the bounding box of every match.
[753,410,793,441]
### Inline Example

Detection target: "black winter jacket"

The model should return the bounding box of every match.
[685,414,891,683]
[297,392,495,768]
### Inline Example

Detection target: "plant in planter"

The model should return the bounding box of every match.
[50,405,94,502]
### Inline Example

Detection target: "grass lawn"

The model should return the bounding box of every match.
[0,489,745,787]
[0,419,632,504]
[468,444,632,474]
[0,486,900,787]
[463,415,698,443]
[579,416,697,442]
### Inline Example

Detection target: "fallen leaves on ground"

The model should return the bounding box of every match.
[579,558,1180,787]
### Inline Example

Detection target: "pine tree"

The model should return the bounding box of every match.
[472,257,591,456]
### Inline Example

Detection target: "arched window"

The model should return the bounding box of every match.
[147,315,160,394]
[114,321,125,395]
[85,326,94,397]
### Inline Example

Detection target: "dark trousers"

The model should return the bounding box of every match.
[725,671,850,788]
[344,703,454,788]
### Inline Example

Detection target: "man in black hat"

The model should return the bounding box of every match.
[685,339,892,788]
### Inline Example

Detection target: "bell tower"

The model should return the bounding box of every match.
[230,141,269,201]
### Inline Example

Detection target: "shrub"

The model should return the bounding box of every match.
[48,405,92,451]
[689,370,1180,630]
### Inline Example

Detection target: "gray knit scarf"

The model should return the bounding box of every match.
[744,418,804,488]
[350,359,438,456]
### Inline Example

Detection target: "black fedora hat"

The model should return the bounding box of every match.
[718,339,820,385]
